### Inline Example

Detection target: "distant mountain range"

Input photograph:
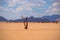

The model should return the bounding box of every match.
[0,15,60,22]
[0,16,8,21]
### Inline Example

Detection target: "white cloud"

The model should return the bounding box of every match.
[12,5,32,13]
[14,0,46,13]
[11,6,23,13]
[51,8,60,12]
[26,0,46,7]
[3,0,47,14]
[0,6,9,12]
[52,2,60,8]
[5,0,46,8]
[25,7,32,10]
[0,0,47,20]
[5,0,18,7]
[45,2,60,14]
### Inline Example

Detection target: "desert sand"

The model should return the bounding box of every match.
[0,22,60,40]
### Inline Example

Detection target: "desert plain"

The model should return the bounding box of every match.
[0,22,60,40]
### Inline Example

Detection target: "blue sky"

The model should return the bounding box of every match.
[0,0,60,20]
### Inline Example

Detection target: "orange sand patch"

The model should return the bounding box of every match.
[0,22,60,40]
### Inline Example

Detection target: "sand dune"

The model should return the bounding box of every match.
[0,22,60,40]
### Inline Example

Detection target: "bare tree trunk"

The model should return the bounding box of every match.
[24,17,28,29]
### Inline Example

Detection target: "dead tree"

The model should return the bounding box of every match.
[21,16,28,29]
[24,17,28,29]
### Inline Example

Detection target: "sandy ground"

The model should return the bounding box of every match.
[0,22,60,40]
